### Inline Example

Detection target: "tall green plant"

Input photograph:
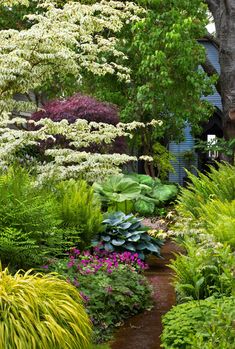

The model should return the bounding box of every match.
[56,179,103,247]
[177,162,235,218]
[0,166,60,234]
[169,236,235,302]
[198,199,235,247]
[0,266,92,349]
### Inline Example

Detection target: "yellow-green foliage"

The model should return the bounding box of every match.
[177,162,235,218]
[57,179,103,247]
[198,199,235,247]
[0,267,92,349]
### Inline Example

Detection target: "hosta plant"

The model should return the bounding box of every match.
[0,267,92,349]
[92,211,163,259]
[94,174,178,216]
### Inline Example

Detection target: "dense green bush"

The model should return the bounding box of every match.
[92,211,163,259]
[0,266,92,349]
[169,236,235,302]
[177,162,235,218]
[50,248,152,343]
[161,297,235,349]
[56,179,103,248]
[94,174,178,216]
[0,167,64,267]
[0,227,38,269]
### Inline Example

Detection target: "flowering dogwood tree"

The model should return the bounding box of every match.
[0,0,144,117]
[0,1,161,181]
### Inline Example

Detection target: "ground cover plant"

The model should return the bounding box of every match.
[0,266,92,349]
[48,247,152,343]
[92,211,163,259]
[161,296,235,349]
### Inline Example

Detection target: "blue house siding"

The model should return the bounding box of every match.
[169,124,197,186]
[168,40,221,185]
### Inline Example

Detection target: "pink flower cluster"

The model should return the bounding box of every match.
[66,246,148,275]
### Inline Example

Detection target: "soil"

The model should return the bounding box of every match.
[110,240,182,349]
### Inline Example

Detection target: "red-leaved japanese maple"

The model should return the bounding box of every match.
[30,94,125,153]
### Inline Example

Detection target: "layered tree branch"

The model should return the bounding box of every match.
[204,31,220,47]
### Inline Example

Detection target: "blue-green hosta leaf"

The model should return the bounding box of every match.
[145,242,160,253]
[104,242,114,252]
[141,234,151,241]
[138,251,145,260]
[136,242,147,250]
[101,235,111,242]
[125,243,136,252]
[119,222,132,230]
[112,239,125,246]
[128,234,140,242]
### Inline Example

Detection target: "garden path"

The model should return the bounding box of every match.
[110,240,181,349]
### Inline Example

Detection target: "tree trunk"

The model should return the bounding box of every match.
[219,1,235,141]
[208,0,235,142]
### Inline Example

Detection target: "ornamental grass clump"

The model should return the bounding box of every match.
[0,266,92,349]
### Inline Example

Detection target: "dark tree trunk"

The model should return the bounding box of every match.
[206,0,235,142]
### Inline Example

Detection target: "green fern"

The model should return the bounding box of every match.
[169,237,235,302]
[56,179,103,248]
[0,227,38,269]
[177,162,235,218]
[0,166,60,235]
[198,199,235,247]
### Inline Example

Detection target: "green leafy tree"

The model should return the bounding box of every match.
[80,0,216,175]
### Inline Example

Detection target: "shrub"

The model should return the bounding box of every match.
[92,211,163,259]
[169,236,235,302]
[56,179,103,248]
[177,162,235,218]
[161,297,235,349]
[0,266,92,349]
[49,248,152,343]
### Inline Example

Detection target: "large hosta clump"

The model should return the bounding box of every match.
[92,211,163,259]
[94,174,178,216]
